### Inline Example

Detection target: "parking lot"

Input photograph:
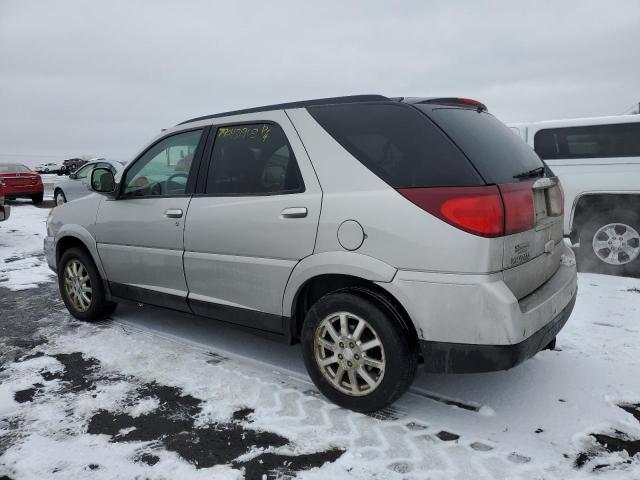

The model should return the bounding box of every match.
[1,200,639,479]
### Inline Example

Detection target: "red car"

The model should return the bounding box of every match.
[0,178,10,221]
[0,163,44,204]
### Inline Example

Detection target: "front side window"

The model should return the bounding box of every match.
[75,164,94,179]
[123,129,203,197]
[534,123,640,160]
[205,123,303,195]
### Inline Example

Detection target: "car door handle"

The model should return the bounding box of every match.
[164,209,183,218]
[280,207,308,218]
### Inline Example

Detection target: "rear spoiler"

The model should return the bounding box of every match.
[399,97,488,112]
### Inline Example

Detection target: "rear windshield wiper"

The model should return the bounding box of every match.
[513,166,545,179]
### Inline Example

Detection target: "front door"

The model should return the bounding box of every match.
[95,128,206,311]
[65,163,93,201]
[184,113,321,333]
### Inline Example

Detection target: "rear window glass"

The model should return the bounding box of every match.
[534,123,640,160]
[308,103,482,188]
[423,107,544,184]
[0,164,31,173]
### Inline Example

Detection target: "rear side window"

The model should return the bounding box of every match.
[308,103,482,188]
[206,123,303,195]
[423,107,544,184]
[534,123,640,160]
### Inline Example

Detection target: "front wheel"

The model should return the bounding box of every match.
[58,247,117,321]
[31,193,44,205]
[577,209,640,277]
[301,290,418,412]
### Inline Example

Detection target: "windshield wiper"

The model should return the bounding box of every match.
[513,166,545,179]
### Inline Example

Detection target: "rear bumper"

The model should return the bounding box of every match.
[419,294,575,373]
[377,244,578,372]
[0,205,9,221]
[4,188,43,198]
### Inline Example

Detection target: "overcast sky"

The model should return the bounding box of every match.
[1,0,639,164]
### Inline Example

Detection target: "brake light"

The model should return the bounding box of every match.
[398,182,537,238]
[498,182,535,235]
[398,186,504,237]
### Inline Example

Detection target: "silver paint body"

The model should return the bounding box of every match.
[45,106,578,347]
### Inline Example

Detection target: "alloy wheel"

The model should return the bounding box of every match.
[63,259,92,312]
[592,223,640,265]
[314,311,386,396]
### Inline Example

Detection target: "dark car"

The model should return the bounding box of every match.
[62,158,88,172]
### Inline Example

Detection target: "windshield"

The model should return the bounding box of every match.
[0,164,32,173]
[420,106,544,184]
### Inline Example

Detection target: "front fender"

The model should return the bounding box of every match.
[282,251,397,318]
[54,224,107,280]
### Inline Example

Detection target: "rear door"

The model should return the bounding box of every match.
[183,112,321,333]
[421,105,564,299]
[95,128,207,310]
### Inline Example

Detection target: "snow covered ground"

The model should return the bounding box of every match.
[0,202,639,479]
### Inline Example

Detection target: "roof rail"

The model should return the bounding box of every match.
[177,94,390,125]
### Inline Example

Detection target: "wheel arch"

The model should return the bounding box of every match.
[283,252,418,350]
[55,227,108,281]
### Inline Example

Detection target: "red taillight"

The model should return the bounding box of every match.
[498,181,535,235]
[398,182,537,238]
[398,186,505,237]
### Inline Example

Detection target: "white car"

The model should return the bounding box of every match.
[510,114,640,276]
[53,159,126,205]
[35,162,61,173]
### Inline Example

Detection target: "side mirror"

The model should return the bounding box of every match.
[90,167,117,197]
[69,173,77,180]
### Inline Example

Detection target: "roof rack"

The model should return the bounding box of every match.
[178,94,390,125]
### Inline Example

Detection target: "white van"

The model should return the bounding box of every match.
[510,115,640,276]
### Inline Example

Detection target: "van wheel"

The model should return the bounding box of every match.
[58,247,117,321]
[31,193,44,205]
[577,209,640,277]
[301,290,418,412]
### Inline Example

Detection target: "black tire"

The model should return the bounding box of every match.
[58,247,117,321]
[54,189,66,206]
[31,193,44,205]
[301,289,418,413]
[544,338,556,351]
[577,209,640,277]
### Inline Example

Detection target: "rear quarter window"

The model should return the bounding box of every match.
[307,103,483,188]
[422,106,544,184]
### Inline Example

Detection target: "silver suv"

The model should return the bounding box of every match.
[45,95,578,412]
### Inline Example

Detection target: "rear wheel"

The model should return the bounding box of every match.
[301,290,418,412]
[55,190,66,206]
[31,193,43,205]
[58,247,117,321]
[577,209,640,276]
